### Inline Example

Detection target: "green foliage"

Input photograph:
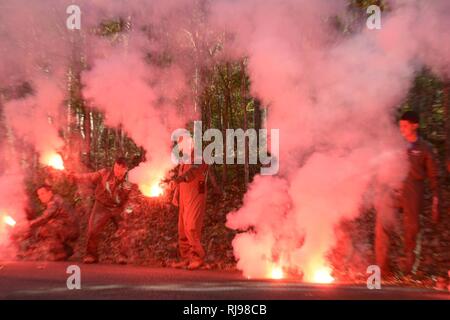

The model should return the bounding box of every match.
[349,0,387,10]
[96,18,130,37]
[399,69,447,148]
[5,3,449,281]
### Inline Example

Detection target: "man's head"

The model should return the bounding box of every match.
[113,157,128,179]
[37,184,54,204]
[399,111,420,142]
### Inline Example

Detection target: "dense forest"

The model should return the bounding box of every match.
[0,0,448,286]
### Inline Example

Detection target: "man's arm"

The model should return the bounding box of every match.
[117,182,133,206]
[30,199,59,228]
[70,170,103,185]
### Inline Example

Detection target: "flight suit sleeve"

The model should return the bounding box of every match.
[30,198,60,228]
[117,182,132,206]
[72,169,104,185]
[423,144,439,197]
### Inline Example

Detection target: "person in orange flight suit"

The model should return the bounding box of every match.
[170,136,221,270]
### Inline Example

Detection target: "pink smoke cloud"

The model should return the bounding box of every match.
[213,0,448,280]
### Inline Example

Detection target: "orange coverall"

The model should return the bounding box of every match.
[74,169,131,259]
[173,162,209,264]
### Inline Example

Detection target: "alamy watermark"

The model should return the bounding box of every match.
[171,121,279,175]
[366,265,381,289]
[366,5,382,30]
[66,265,81,290]
[66,5,81,30]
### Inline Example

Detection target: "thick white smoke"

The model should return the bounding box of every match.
[0,0,201,244]
[214,0,449,280]
[0,0,448,270]
[0,0,73,254]
[0,152,26,258]
[3,78,65,162]
[81,0,202,193]
[82,47,187,193]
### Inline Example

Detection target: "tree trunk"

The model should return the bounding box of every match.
[93,115,102,170]
[120,126,125,154]
[104,128,110,166]
[116,125,125,156]
[84,107,91,164]
[221,97,228,185]
[444,82,449,166]
[241,60,249,188]
[221,64,232,185]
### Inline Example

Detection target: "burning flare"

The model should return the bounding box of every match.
[140,182,164,198]
[269,266,284,280]
[43,152,64,170]
[2,215,16,227]
[311,266,335,284]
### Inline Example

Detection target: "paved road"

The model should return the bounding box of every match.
[0,261,448,300]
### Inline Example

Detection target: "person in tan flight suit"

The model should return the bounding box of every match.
[170,136,221,270]
[171,160,209,270]
[29,185,79,261]
[69,157,131,264]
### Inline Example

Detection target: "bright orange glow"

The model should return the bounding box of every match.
[268,266,284,280]
[312,267,334,284]
[140,182,164,198]
[3,215,16,227]
[43,153,64,170]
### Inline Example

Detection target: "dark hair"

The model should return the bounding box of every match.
[37,184,53,193]
[400,111,420,124]
[115,157,128,167]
